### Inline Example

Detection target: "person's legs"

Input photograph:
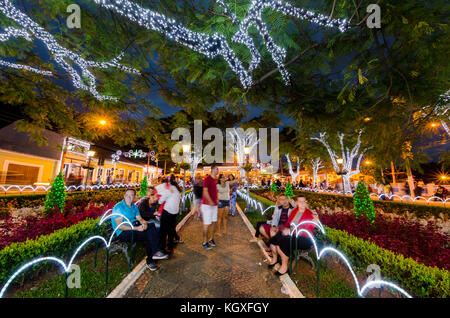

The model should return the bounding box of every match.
[118,229,157,265]
[159,211,169,251]
[222,206,229,233]
[166,212,177,250]
[230,193,237,216]
[258,224,270,240]
[268,243,278,265]
[201,204,212,245]
[217,207,224,234]
[209,205,218,242]
[276,245,289,274]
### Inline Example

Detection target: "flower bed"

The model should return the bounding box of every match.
[318,210,450,271]
[0,202,115,251]
[0,217,105,286]
[252,189,450,220]
[249,192,450,297]
[0,188,135,213]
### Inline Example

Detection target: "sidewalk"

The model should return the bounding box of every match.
[125,213,288,298]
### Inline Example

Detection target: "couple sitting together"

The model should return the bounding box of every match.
[255,194,319,275]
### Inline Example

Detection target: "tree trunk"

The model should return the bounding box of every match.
[390,161,396,184]
[405,161,415,198]
[342,174,351,194]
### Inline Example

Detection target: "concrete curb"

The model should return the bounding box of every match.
[107,210,193,298]
[236,203,305,298]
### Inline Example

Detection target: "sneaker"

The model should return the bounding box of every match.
[202,242,212,250]
[152,251,169,260]
[174,238,184,244]
[208,239,216,247]
[146,262,159,271]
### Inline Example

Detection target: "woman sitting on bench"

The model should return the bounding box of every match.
[267,195,319,276]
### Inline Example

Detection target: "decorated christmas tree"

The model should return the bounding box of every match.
[285,181,293,198]
[353,179,376,224]
[139,176,148,196]
[44,173,66,213]
[270,181,277,193]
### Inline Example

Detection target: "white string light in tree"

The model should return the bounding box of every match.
[1,0,350,98]
[0,26,53,75]
[92,0,349,88]
[311,130,371,194]
[216,0,349,84]
[0,0,140,101]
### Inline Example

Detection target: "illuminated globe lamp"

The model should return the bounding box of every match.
[99,119,107,126]
[336,158,347,175]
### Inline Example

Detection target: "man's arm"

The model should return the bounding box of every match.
[203,187,215,206]
[113,216,138,231]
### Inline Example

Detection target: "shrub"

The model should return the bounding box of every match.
[252,189,450,220]
[44,173,66,213]
[0,202,115,251]
[249,191,450,297]
[324,227,450,298]
[0,217,107,286]
[353,180,375,223]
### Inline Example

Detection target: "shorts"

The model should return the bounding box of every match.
[218,200,230,208]
[201,204,218,225]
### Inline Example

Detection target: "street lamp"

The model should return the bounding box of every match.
[99,120,107,126]
[335,158,347,194]
[84,151,95,190]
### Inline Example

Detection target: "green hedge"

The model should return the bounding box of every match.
[0,218,105,286]
[249,191,450,298]
[252,189,450,220]
[324,227,450,298]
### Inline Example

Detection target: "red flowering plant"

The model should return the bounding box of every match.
[0,201,115,250]
[317,209,450,270]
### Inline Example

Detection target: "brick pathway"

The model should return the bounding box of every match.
[125,213,288,298]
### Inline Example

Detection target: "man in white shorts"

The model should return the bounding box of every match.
[201,164,219,250]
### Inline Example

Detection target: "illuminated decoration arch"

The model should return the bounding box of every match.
[1,0,349,99]
[248,195,413,298]
[0,212,135,298]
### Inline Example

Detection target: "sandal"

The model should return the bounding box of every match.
[267,256,279,269]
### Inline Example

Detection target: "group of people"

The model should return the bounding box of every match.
[110,175,183,271]
[255,194,319,275]
[110,165,320,276]
[190,165,239,250]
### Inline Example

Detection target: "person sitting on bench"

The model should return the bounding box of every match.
[112,188,169,272]
[267,195,319,276]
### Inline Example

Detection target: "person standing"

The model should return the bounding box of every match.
[201,164,219,250]
[158,175,181,253]
[229,174,238,216]
[191,177,203,220]
[216,174,238,234]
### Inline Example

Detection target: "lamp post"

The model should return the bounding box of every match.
[182,144,191,212]
[335,158,347,194]
[84,151,95,191]
[244,146,250,194]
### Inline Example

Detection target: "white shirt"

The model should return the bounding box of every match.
[157,184,181,215]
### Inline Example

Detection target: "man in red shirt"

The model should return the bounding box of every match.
[201,164,219,250]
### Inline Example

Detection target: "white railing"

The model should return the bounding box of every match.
[0,183,141,195]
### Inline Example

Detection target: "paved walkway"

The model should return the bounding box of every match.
[125,213,288,298]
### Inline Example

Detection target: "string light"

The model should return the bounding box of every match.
[0,0,140,101]
[311,130,371,194]
[1,0,351,97]
[217,0,349,84]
